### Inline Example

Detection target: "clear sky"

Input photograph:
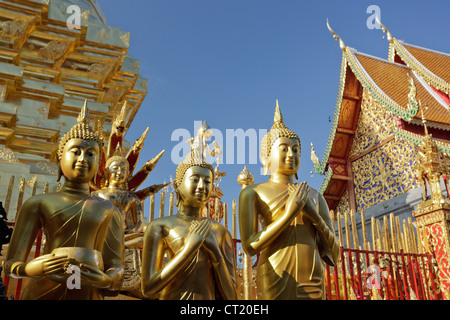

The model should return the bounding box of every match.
[97,0,450,226]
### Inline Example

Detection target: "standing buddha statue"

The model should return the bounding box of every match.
[238,101,339,300]
[91,103,167,245]
[91,104,168,295]
[4,102,124,300]
[141,125,237,300]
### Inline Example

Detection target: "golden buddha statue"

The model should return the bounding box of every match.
[92,150,167,245]
[91,105,167,295]
[141,128,237,300]
[3,102,124,300]
[238,101,339,300]
[91,103,167,244]
[94,153,144,234]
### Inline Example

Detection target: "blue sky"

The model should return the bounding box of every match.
[98,0,450,225]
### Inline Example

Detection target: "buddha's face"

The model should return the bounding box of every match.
[107,159,129,186]
[177,166,213,207]
[60,138,100,183]
[268,137,300,176]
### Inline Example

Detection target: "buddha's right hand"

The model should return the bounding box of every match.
[24,253,69,278]
[285,182,310,219]
[184,219,211,254]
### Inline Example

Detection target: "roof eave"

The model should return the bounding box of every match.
[392,39,450,95]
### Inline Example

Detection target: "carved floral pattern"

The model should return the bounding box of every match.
[352,139,418,211]
[349,90,396,158]
[427,221,450,299]
[350,90,418,211]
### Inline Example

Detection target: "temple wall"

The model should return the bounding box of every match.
[334,89,429,248]
[336,89,419,214]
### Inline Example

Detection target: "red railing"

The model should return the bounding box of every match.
[325,246,442,300]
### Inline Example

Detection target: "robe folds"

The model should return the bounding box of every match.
[253,185,337,300]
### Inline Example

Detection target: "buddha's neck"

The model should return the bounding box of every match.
[269,172,296,185]
[108,182,125,190]
[179,204,203,219]
[61,181,90,195]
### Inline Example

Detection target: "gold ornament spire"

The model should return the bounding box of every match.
[326,18,346,50]
[376,15,393,42]
[420,101,429,137]
[310,142,320,168]
[174,120,215,188]
[113,101,127,132]
[237,166,254,189]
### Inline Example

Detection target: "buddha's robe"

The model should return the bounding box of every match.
[5,193,123,300]
[142,215,236,300]
[245,183,338,300]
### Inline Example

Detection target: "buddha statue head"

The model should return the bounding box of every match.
[57,101,103,183]
[173,144,215,209]
[105,152,130,189]
[260,100,301,177]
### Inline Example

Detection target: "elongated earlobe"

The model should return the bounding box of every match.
[57,161,62,182]
[263,165,269,176]
[174,187,181,208]
[263,160,271,176]
[295,173,298,180]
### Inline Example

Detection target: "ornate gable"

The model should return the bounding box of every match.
[315,21,449,212]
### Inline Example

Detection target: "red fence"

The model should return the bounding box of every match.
[326,247,442,300]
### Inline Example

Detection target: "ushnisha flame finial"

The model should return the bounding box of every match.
[326,18,346,50]
[77,99,90,125]
[274,99,283,124]
[376,15,393,42]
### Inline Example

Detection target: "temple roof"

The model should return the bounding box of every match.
[390,41,450,96]
[314,22,450,210]
[354,52,450,127]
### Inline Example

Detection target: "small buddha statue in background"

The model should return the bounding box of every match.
[91,105,167,248]
[239,101,339,300]
[141,129,237,300]
[91,114,167,296]
[93,152,145,240]
[4,103,124,300]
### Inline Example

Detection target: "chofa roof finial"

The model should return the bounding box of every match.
[326,18,346,50]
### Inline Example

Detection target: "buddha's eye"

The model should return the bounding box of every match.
[70,147,81,155]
